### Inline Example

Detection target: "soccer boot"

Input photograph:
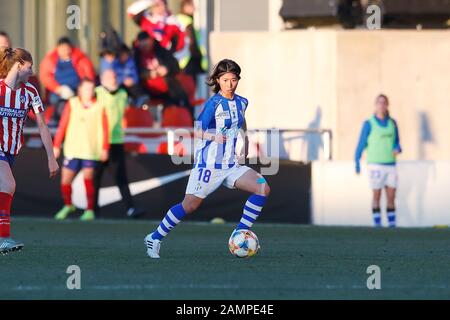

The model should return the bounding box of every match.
[54,205,76,220]
[80,210,95,221]
[144,233,161,259]
[0,238,24,255]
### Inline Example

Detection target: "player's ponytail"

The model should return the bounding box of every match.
[0,47,33,78]
[207,59,241,93]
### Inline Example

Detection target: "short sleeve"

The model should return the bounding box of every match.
[26,83,44,114]
[238,96,249,114]
[242,98,249,113]
[195,99,217,131]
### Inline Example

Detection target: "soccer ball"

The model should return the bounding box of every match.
[228,229,260,258]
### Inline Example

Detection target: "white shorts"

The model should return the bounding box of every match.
[185,165,252,199]
[367,164,398,190]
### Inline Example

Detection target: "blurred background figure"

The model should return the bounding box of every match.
[355,94,402,228]
[94,69,145,218]
[53,79,110,222]
[127,0,185,54]
[98,25,149,107]
[133,31,192,117]
[100,44,148,107]
[39,37,96,125]
[0,31,11,48]
[175,0,208,86]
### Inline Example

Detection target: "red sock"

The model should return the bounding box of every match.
[84,179,95,210]
[61,184,72,206]
[0,192,12,238]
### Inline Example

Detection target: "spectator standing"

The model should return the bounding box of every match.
[94,69,145,218]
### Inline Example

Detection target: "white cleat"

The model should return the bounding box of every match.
[144,233,161,259]
[0,238,24,256]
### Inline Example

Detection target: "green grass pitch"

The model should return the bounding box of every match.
[1,218,449,300]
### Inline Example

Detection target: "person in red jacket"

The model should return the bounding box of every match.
[127,0,185,53]
[39,37,96,123]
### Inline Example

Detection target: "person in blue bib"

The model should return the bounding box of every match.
[355,94,402,227]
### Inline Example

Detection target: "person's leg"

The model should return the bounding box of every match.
[110,144,135,211]
[368,164,383,227]
[55,162,78,219]
[145,194,202,258]
[61,167,77,206]
[386,187,397,227]
[0,158,25,254]
[80,165,96,221]
[372,189,382,227]
[93,157,107,214]
[150,195,202,241]
[0,160,16,239]
[49,94,66,123]
[145,167,222,258]
[233,168,270,231]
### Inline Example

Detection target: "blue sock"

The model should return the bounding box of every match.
[151,203,186,240]
[387,208,396,227]
[372,208,382,227]
[236,195,266,230]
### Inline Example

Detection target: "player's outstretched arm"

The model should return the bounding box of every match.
[35,113,59,178]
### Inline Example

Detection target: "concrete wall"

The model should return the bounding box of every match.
[312,161,450,227]
[209,30,450,161]
[0,0,183,68]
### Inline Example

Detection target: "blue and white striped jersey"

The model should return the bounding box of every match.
[194,93,248,169]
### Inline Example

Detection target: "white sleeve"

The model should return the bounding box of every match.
[26,83,44,114]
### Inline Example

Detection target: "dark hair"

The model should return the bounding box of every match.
[137,31,151,41]
[57,36,73,47]
[206,59,241,93]
[100,48,116,57]
[375,93,390,117]
[119,44,131,55]
[376,93,389,105]
[0,31,9,38]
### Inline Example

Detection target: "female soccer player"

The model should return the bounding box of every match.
[53,78,110,221]
[145,59,270,258]
[0,47,59,255]
[355,94,402,227]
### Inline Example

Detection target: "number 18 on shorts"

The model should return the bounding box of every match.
[185,166,251,199]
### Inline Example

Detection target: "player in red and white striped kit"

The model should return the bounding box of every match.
[0,47,59,255]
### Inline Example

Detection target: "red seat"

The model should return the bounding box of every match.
[123,106,156,153]
[176,72,205,107]
[123,106,155,136]
[161,105,193,128]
